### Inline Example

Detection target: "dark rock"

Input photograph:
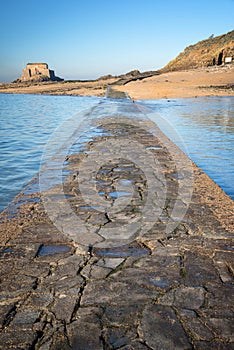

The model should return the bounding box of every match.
[67,321,103,350]
[184,251,220,286]
[139,304,192,349]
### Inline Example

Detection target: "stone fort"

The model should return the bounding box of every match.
[21,63,62,81]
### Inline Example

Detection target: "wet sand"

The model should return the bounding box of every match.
[0,77,117,97]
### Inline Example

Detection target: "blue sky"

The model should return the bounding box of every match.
[0,0,234,82]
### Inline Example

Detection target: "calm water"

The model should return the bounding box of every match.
[0,94,233,212]
[0,93,100,211]
[141,96,234,200]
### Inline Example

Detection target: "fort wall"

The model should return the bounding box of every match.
[21,63,62,81]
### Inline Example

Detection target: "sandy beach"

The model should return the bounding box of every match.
[116,65,234,99]
[0,65,233,100]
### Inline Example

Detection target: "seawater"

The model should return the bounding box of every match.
[141,96,234,200]
[0,94,233,212]
[0,93,100,211]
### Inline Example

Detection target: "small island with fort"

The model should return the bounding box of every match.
[19,62,63,82]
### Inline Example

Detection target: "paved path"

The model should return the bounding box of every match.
[0,95,233,349]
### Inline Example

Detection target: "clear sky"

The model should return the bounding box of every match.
[0,0,234,82]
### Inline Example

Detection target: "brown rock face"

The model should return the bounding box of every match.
[161,30,234,72]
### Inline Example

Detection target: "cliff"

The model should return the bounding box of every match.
[161,30,234,72]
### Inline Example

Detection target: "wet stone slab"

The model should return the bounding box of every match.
[0,99,233,349]
[36,244,71,256]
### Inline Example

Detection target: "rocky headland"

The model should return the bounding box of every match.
[116,30,234,99]
[161,30,234,72]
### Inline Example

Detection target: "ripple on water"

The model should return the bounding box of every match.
[0,94,100,212]
[141,96,234,200]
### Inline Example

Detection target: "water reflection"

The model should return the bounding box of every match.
[142,96,234,199]
[0,94,100,211]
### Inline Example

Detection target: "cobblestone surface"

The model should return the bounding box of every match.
[0,95,233,349]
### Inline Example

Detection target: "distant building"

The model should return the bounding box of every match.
[20,63,63,81]
[224,57,232,64]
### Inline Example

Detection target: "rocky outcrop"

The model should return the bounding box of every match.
[98,70,160,86]
[161,30,234,72]
[112,69,160,86]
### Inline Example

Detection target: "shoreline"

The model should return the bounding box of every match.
[0,90,234,100]
[0,66,233,99]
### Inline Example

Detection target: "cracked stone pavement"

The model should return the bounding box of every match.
[0,97,233,349]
